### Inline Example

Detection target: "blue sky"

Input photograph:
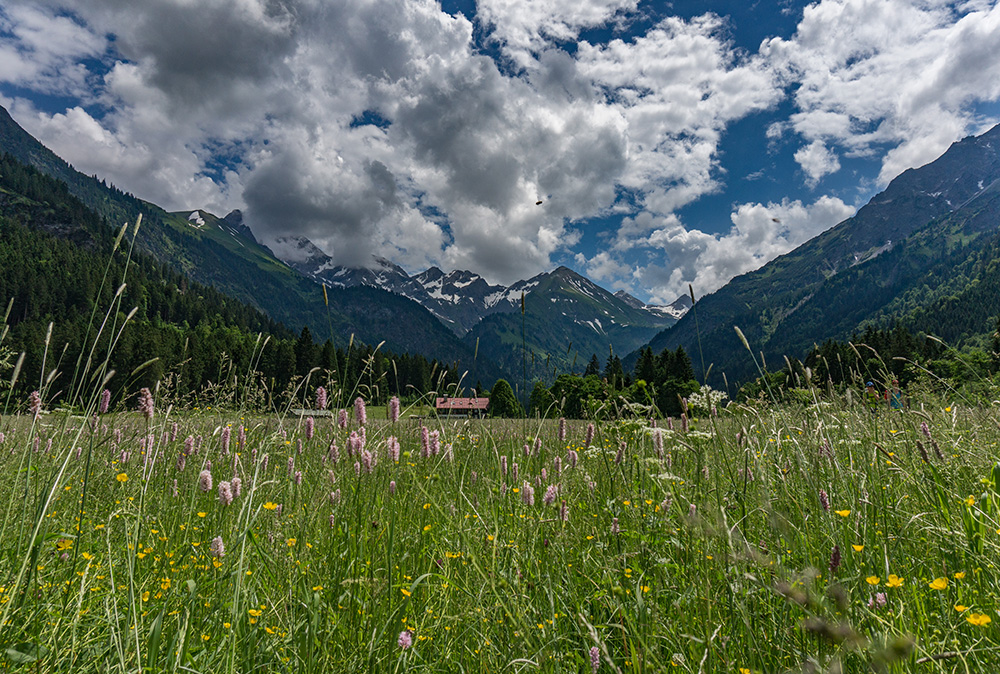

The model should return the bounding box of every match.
[2,0,999,303]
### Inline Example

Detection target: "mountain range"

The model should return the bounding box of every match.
[633,122,1000,388]
[0,105,684,390]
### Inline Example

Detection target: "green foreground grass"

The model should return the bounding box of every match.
[1,394,999,672]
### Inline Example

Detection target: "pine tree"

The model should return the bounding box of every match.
[488,379,524,418]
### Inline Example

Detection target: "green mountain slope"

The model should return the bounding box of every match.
[465,266,676,387]
[635,124,1000,386]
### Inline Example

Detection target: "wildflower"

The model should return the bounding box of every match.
[361,449,375,473]
[287,456,295,476]
[558,417,566,444]
[954,571,966,579]
[553,456,562,475]
[328,440,340,463]
[137,388,154,420]
[263,501,278,510]
[189,467,209,494]
[330,489,341,505]
[221,426,231,454]
[172,479,178,497]
[886,574,903,588]
[852,544,864,552]
[585,423,595,447]
[116,472,128,483]
[543,484,558,506]
[521,482,535,506]
[929,577,948,590]
[28,390,42,419]
[688,503,697,518]
[916,440,930,464]
[389,480,396,495]
[819,489,830,512]
[560,500,569,521]
[653,429,664,459]
[614,443,624,465]
[316,386,328,411]
[389,396,400,422]
[294,470,303,485]
[611,518,620,535]
[354,397,367,426]
[421,427,430,458]
[99,389,111,414]
[512,462,519,481]
[501,455,508,476]
[429,430,440,456]
[835,509,850,517]
[828,545,841,574]
[660,495,672,512]
[305,416,315,440]
[967,613,992,626]
[568,449,578,468]
[210,536,225,558]
[337,409,348,429]
[589,646,600,673]
[218,481,233,506]
[955,604,968,612]
[680,413,688,433]
[866,576,880,585]
[533,437,541,456]
[876,592,887,608]
[184,435,194,455]
[398,630,413,649]
[386,436,400,463]
[354,461,361,477]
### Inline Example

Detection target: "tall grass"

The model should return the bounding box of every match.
[0,388,998,671]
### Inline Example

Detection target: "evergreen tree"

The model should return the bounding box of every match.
[488,379,524,418]
[584,354,601,377]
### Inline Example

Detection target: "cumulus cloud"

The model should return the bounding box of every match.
[638,196,856,302]
[767,0,1000,186]
[2,0,1000,300]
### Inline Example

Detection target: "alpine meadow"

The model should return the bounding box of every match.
[4,1,1000,672]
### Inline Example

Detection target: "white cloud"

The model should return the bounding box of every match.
[638,196,856,302]
[767,0,1000,185]
[794,139,840,186]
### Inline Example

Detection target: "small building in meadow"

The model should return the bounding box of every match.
[435,397,489,418]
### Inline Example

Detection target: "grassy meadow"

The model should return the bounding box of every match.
[0,389,999,672]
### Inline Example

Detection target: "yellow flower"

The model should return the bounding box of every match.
[967,613,992,626]
[954,571,966,580]
[835,510,851,517]
[955,605,968,612]
[886,575,904,588]
[116,473,128,483]
[286,538,296,547]
[400,588,411,597]
[197,512,207,518]
[423,525,432,531]
[263,502,278,511]
[852,545,864,552]
[929,577,948,590]
[56,539,73,552]
[964,495,976,507]
[866,576,880,585]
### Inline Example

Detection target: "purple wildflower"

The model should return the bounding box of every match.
[354,461,361,477]
[210,536,225,558]
[560,499,568,522]
[590,646,600,673]
[137,387,154,420]
[175,453,186,472]
[829,544,841,574]
[184,435,194,455]
[294,470,303,485]
[521,482,535,506]
[421,427,430,458]
[389,396,400,423]
[99,389,111,414]
[553,456,562,475]
[512,462,519,481]
[584,423,595,447]
[221,426,231,455]
[338,409,348,429]
[316,386,328,411]
[330,489,341,504]
[501,455,508,476]
[218,481,233,506]
[533,437,541,456]
[819,489,830,512]
[654,430,664,459]
[398,630,413,649]
[429,430,440,455]
[389,480,396,495]
[680,413,688,433]
[558,417,566,445]
[568,449,578,468]
[29,390,42,419]
[199,469,213,492]
[543,484,558,506]
[232,476,242,498]
[614,442,624,465]
[287,456,295,476]
[354,397,367,426]
[386,436,400,462]
[305,416,315,440]
[361,449,375,473]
